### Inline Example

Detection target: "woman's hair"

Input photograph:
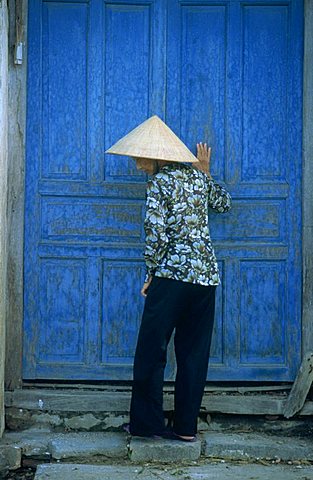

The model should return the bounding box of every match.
[155,159,174,174]
[154,160,161,174]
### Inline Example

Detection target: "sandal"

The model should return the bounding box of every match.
[122,423,163,439]
[122,422,131,434]
[162,430,198,442]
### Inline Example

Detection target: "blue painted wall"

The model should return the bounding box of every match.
[23,0,303,381]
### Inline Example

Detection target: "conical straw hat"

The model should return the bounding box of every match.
[105,115,198,163]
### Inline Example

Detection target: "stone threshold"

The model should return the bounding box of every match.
[6,386,313,416]
[20,382,293,393]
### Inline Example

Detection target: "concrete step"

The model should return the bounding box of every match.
[128,436,201,462]
[1,428,312,476]
[34,463,313,480]
[49,432,127,461]
[0,430,202,465]
[202,431,313,461]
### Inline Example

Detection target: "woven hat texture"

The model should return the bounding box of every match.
[106,115,198,163]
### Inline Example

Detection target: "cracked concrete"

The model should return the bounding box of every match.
[33,463,313,480]
[0,428,312,467]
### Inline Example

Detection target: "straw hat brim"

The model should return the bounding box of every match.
[105,115,199,164]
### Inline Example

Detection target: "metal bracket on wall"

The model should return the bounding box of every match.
[14,0,24,65]
[283,351,313,418]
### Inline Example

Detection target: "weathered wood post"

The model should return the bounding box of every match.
[0,0,9,438]
[283,352,313,418]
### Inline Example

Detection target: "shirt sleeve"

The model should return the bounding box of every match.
[207,176,232,213]
[143,177,169,282]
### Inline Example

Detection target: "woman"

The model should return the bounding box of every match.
[106,116,232,442]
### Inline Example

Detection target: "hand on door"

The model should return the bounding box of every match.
[196,142,212,178]
[141,276,153,297]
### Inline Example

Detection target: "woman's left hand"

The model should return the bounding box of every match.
[141,276,153,297]
[196,142,212,177]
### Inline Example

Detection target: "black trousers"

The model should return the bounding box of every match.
[129,276,216,436]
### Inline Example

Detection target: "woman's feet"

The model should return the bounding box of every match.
[164,431,197,442]
[122,423,131,434]
[123,423,197,442]
[174,434,197,442]
[122,423,163,439]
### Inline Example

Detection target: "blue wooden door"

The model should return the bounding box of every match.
[24,0,303,381]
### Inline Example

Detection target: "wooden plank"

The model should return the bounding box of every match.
[10,387,313,416]
[283,351,313,418]
[5,0,28,392]
[22,382,292,393]
[200,395,285,415]
[5,390,131,412]
[302,0,313,358]
[4,388,303,415]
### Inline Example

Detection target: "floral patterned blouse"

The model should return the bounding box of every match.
[143,163,232,286]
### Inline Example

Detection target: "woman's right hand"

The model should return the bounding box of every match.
[196,142,212,178]
[141,276,153,297]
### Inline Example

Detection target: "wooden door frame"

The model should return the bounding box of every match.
[5,0,313,390]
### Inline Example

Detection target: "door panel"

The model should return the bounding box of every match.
[24,0,303,381]
[166,0,303,380]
